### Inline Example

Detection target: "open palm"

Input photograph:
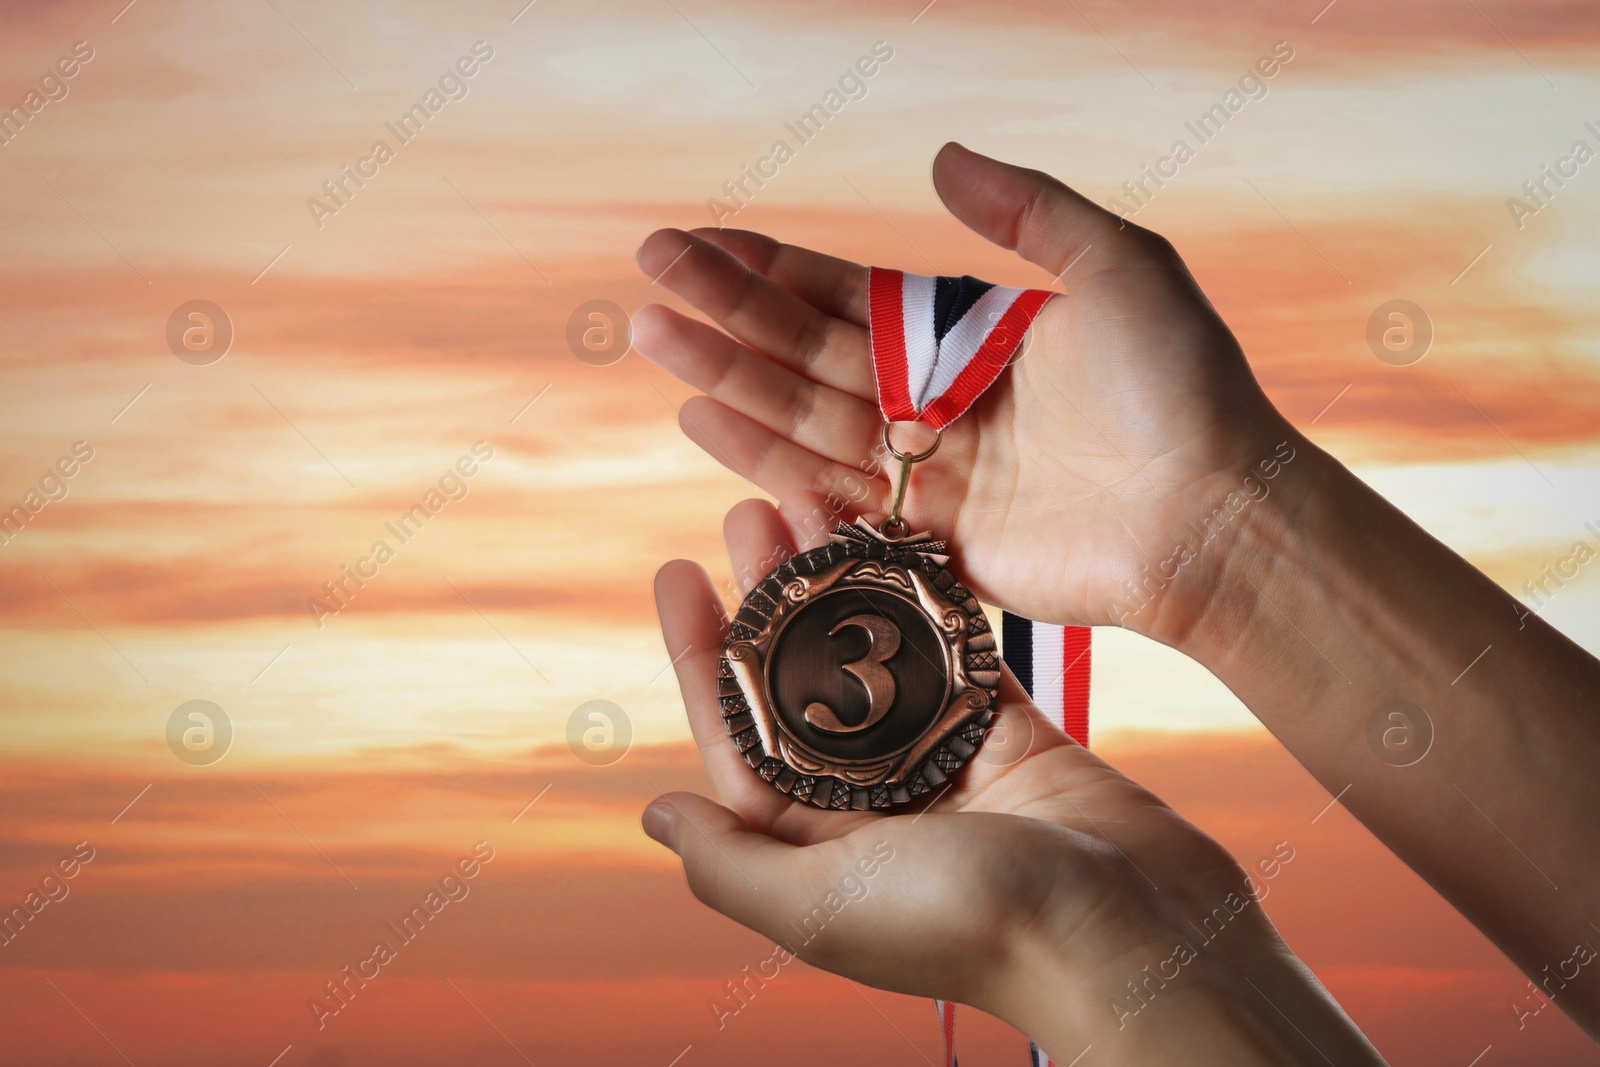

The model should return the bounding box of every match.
[645,498,1276,1014]
[634,143,1293,637]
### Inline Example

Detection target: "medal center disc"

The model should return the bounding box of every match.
[766,586,951,763]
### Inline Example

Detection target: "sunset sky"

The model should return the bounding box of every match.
[1,0,1597,1063]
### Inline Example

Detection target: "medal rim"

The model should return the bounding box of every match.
[717,520,1000,811]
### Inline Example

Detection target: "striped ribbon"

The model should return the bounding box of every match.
[932,613,1091,1066]
[866,268,1054,431]
[1000,614,1091,747]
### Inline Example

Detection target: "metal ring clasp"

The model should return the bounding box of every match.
[880,421,941,464]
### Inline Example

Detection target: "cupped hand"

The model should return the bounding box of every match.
[642,499,1380,1065]
[634,143,1295,640]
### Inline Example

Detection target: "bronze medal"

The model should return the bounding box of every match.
[718,267,1060,808]
[718,517,1000,809]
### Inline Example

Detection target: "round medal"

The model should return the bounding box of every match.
[718,518,1001,810]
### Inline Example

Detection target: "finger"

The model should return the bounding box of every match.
[778,491,849,551]
[723,498,796,596]
[643,790,892,943]
[654,560,792,824]
[656,559,853,844]
[637,229,875,399]
[677,396,887,515]
[689,228,870,327]
[642,791,811,927]
[633,304,881,469]
[931,141,1165,280]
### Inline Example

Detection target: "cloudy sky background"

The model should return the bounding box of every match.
[0,0,1597,1063]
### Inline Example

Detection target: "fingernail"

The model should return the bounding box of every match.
[641,800,677,852]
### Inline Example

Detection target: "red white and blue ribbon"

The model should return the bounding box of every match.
[867,268,1053,431]
[1001,615,1091,747]
[871,269,1091,1066]
[1008,613,1091,1067]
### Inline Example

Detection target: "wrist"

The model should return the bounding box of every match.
[1114,418,1334,655]
[996,924,1381,1066]
[972,850,1288,1063]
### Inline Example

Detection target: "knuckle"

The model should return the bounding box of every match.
[679,844,721,906]
[833,268,866,319]
[684,864,720,909]
[779,379,819,438]
[1128,226,1180,263]
[717,255,760,318]
[821,463,881,510]
[746,433,784,488]
[704,344,741,396]
[791,313,834,374]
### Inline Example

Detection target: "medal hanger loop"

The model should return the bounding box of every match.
[880,420,941,540]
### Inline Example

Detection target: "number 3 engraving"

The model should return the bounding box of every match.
[804,614,900,733]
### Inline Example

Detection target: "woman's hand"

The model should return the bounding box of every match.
[634,142,1292,642]
[636,143,1600,1041]
[644,498,1385,1066]
[638,144,1600,1040]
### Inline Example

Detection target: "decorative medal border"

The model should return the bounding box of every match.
[717,519,1001,810]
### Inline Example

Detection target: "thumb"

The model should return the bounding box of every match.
[642,791,806,933]
[931,141,1167,279]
